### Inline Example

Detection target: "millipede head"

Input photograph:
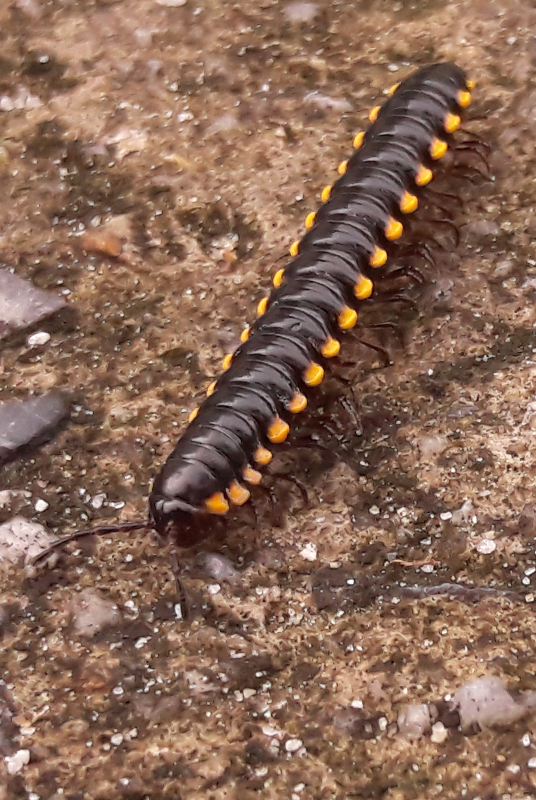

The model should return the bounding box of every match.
[149,493,210,547]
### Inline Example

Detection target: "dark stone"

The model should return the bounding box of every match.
[0,393,70,464]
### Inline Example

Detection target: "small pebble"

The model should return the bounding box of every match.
[197,552,238,582]
[80,229,122,257]
[110,733,124,746]
[282,1,318,23]
[528,757,536,768]
[476,538,496,554]
[430,721,448,744]
[397,704,434,740]
[5,749,30,775]
[285,738,303,753]
[34,498,48,512]
[91,493,106,509]
[26,331,50,347]
[299,542,317,561]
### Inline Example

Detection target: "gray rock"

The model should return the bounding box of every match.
[397,703,437,740]
[0,517,54,563]
[70,589,122,637]
[0,269,67,339]
[0,392,70,465]
[452,676,536,731]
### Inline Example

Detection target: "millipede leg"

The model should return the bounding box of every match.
[171,550,191,621]
[453,143,491,175]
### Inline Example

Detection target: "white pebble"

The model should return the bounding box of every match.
[528,757,536,768]
[26,331,50,347]
[34,498,48,512]
[430,721,448,744]
[397,704,434,740]
[285,738,303,753]
[476,538,496,554]
[156,0,186,5]
[91,493,106,509]
[440,511,452,521]
[521,733,531,746]
[110,733,124,746]
[5,749,30,774]
[299,542,317,561]
[207,584,221,595]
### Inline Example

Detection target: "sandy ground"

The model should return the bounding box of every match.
[1,0,536,797]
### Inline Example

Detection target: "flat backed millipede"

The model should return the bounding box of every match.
[34,61,478,562]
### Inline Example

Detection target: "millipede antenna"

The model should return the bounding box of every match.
[31,519,153,565]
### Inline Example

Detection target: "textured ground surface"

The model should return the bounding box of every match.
[1,0,536,798]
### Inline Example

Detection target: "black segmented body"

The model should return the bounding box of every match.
[149,62,472,544]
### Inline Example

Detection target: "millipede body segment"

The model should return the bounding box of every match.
[149,62,473,544]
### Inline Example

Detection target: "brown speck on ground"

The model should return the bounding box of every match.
[1,0,536,798]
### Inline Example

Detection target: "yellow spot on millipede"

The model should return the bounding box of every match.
[429,138,448,160]
[254,446,273,465]
[355,276,373,300]
[273,268,285,288]
[369,246,387,268]
[227,481,250,506]
[305,212,316,230]
[268,417,290,443]
[457,90,471,108]
[338,306,358,330]
[304,362,324,386]
[243,465,263,485]
[385,217,403,240]
[321,337,340,358]
[444,112,461,134]
[415,164,433,186]
[288,392,307,413]
[257,297,268,316]
[399,191,418,214]
[353,131,365,149]
[222,353,233,370]
[369,105,381,122]
[205,492,229,515]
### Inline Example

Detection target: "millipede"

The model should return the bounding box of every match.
[34,61,479,564]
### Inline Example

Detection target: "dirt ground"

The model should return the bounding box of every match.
[1,0,536,797]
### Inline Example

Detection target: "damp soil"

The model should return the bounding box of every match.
[1,0,536,798]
